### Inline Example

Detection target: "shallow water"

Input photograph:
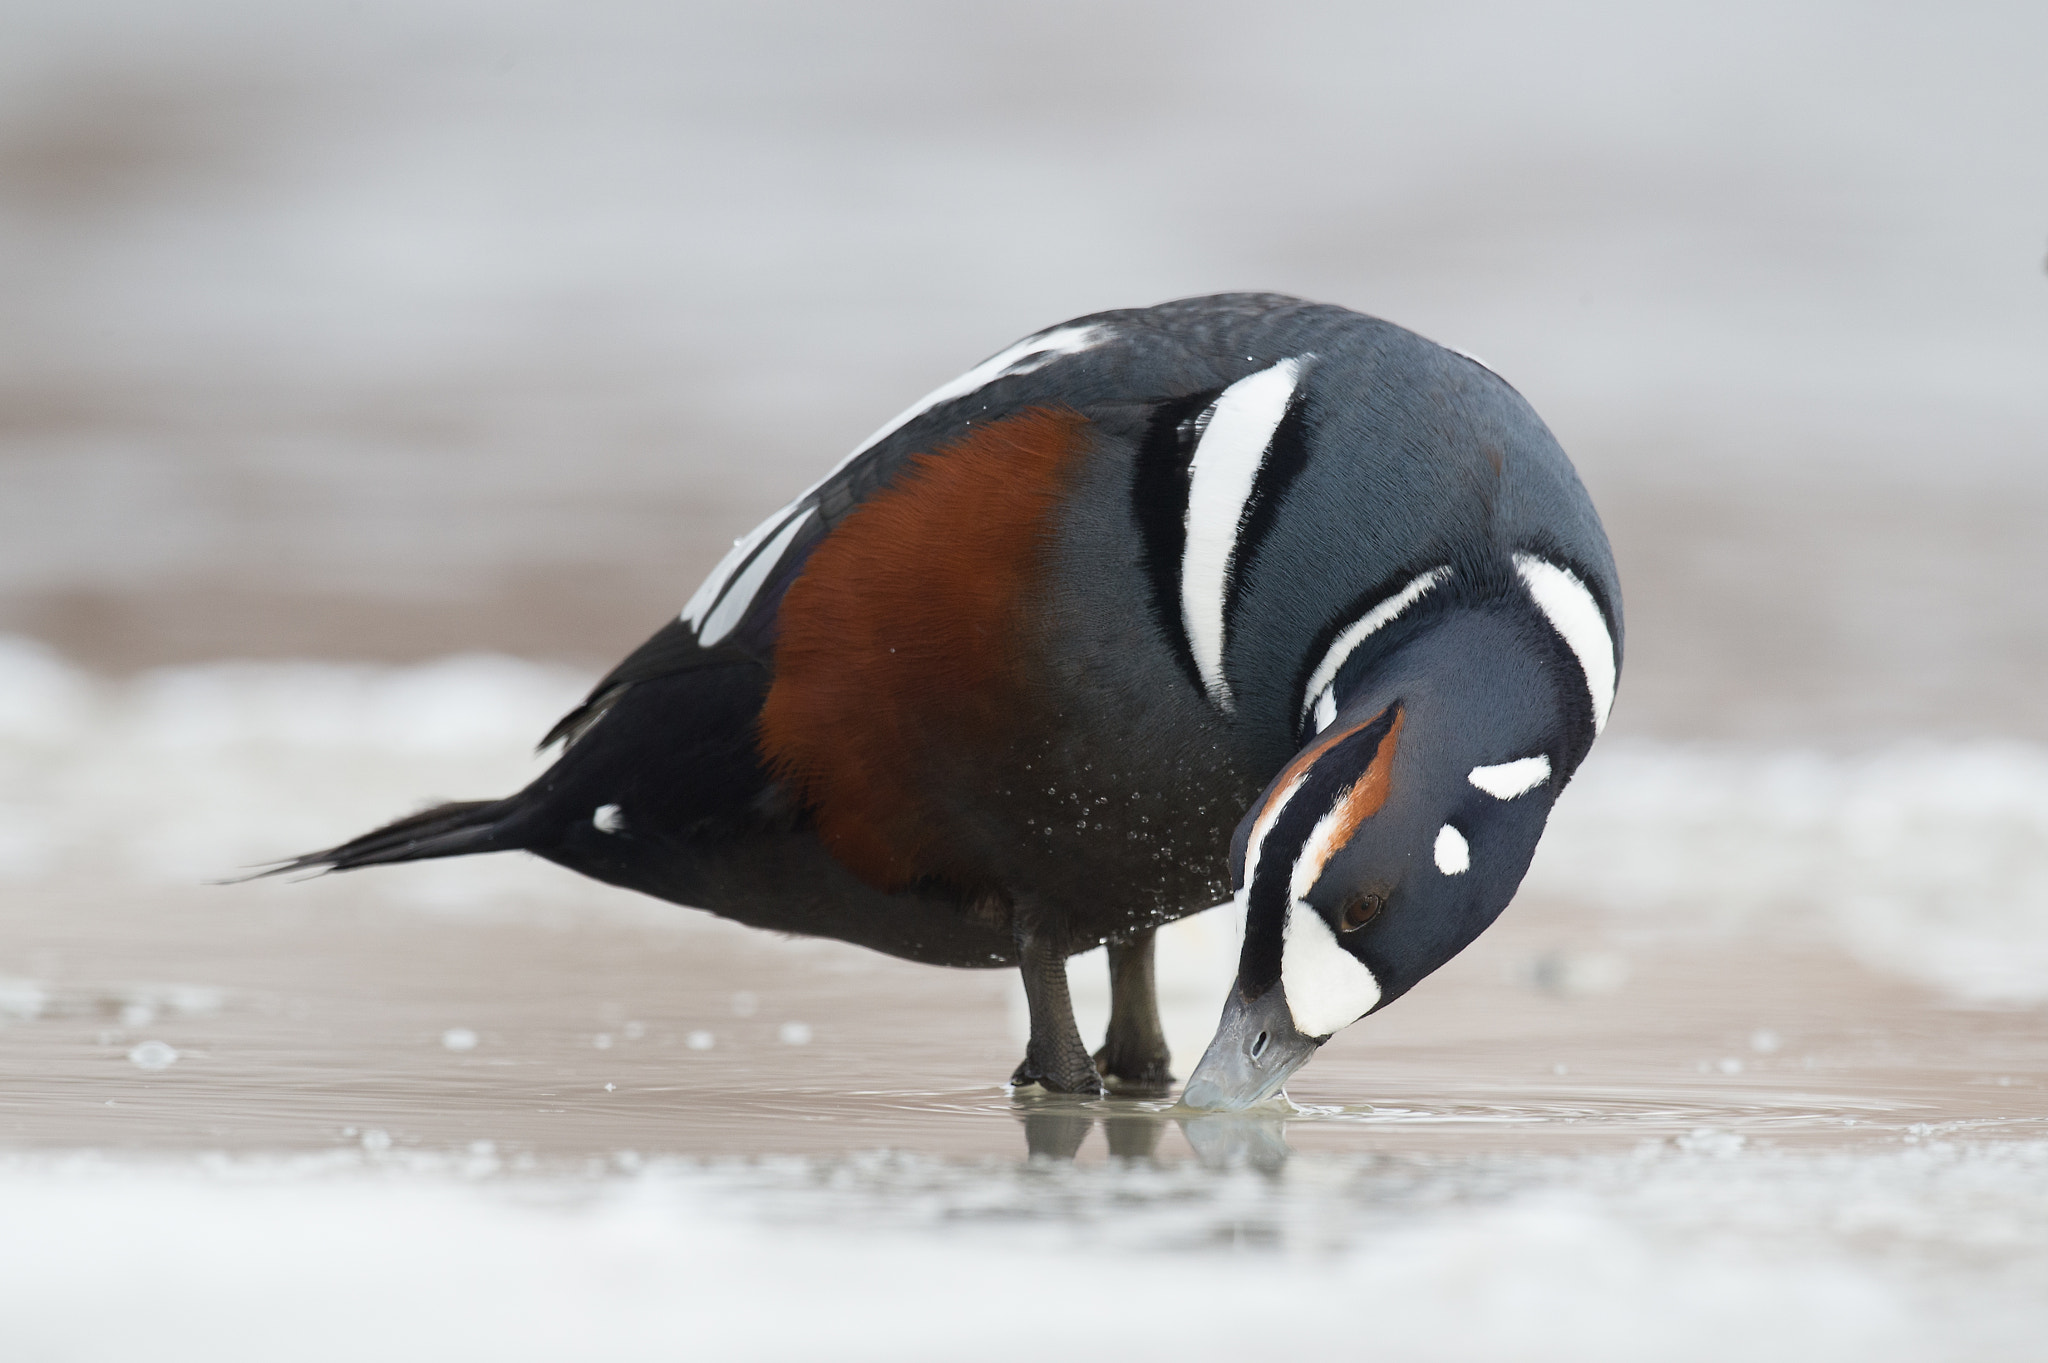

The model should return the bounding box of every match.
[4,3,2047,1354]
[4,650,2047,1356]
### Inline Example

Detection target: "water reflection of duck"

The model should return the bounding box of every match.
[278,295,1621,1110]
[1013,1098,1292,1170]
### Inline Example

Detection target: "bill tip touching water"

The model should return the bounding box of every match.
[271,293,1621,1110]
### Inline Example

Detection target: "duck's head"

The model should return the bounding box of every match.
[1180,574,1613,1111]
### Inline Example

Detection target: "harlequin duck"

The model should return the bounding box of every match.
[280,294,1621,1109]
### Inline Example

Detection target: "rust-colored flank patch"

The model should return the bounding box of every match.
[757,408,1091,891]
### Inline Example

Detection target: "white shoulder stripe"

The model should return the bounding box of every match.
[681,323,1109,635]
[841,323,1107,469]
[1469,754,1550,799]
[1180,357,1307,709]
[697,507,816,646]
[1298,568,1450,728]
[1513,554,1616,735]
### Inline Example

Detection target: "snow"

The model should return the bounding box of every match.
[1,1143,2043,1362]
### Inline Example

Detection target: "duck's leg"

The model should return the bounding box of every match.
[1009,908,1104,1095]
[1094,927,1175,1092]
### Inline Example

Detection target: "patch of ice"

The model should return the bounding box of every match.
[441,1028,479,1052]
[126,1040,178,1071]
[0,1144,2044,1361]
[0,977,48,1021]
[1533,740,2048,1004]
[777,1021,812,1046]
[8,642,2048,1008]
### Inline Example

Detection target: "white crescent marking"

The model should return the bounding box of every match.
[1180,357,1308,709]
[1282,899,1382,1037]
[681,323,1109,634]
[1298,567,1451,729]
[1513,554,1617,735]
[1468,755,1551,799]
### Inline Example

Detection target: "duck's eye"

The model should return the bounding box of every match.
[1341,894,1384,932]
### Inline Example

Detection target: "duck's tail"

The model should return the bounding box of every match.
[257,798,529,878]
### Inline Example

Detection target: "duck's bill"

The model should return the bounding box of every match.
[1179,983,1322,1111]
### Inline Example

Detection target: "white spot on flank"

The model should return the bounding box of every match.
[1300,568,1451,728]
[1514,554,1616,735]
[592,803,625,834]
[1282,901,1381,1037]
[1181,357,1309,709]
[1468,755,1551,799]
[1434,823,1470,875]
[441,1028,478,1052]
[697,506,817,647]
[680,324,1108,633]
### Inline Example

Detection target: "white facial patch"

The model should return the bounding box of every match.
[1434,823,1470,875]
[681,323,1109,636]
[1282,899,1382,1038]
[1180,357,1309,709]
[592,804,625,834]
[1468,754,1551,799]
[1513,554,1616,735]
[1299,567,1451,729]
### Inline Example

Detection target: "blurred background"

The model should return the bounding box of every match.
[3,5,2046,1355]
[3,0,2042,739]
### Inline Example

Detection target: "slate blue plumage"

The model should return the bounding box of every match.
[284,293,1622,1106]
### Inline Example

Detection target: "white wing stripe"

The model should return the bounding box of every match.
[1298,568,1451,727]
[680,324,1108,636]
[840,323,1107,470]
[1513,553,1616,735]
[1180,358,1307,709]
[697,507,817,647]
[681,507,795,627]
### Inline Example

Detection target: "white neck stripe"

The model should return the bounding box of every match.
[1241,770,1310,893]
[1298,568,1451,727]
[1180,357,1308,709]
[1513,554,1616,735]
